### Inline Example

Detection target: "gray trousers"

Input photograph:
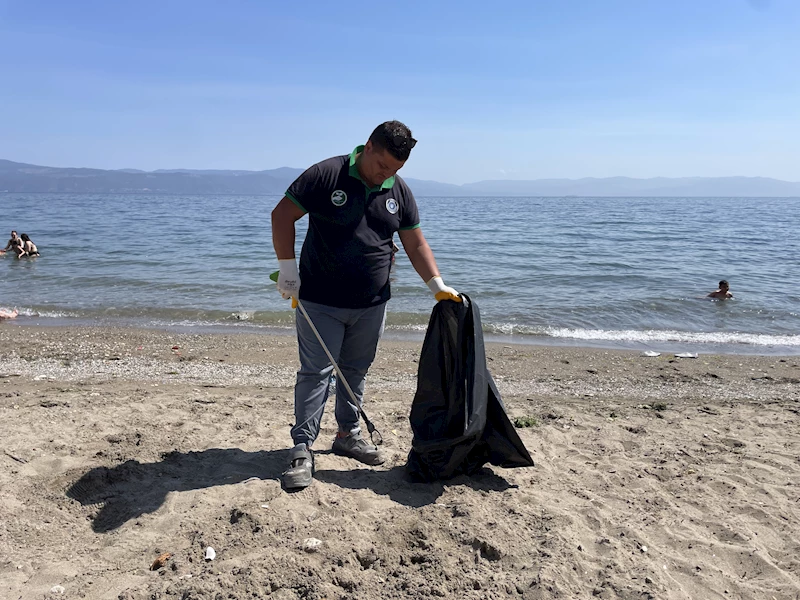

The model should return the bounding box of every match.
[291,299,387,447]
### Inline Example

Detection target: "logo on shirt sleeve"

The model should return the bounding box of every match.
[385,198,399,214]
[331,190,348,206]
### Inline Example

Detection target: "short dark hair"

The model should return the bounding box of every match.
[719,280,729,287]
[369,120,417,161]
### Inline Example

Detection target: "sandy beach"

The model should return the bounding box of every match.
[1,324,799,600]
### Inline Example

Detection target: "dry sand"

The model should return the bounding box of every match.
[1,324,799,600]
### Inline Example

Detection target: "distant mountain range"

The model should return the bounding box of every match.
[2,159,799,197]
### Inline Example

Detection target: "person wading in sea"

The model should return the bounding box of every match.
[707,280,733,300]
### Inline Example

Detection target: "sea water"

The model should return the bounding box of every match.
[2,194,798,355]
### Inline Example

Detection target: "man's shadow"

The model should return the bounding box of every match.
[66,448,516,533]
[314,460,516,506]
[66,448,282,533]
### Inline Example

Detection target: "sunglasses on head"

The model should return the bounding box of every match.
[392,133,417,149]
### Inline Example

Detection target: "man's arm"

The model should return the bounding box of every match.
[399,227,460,302]
[271,196,306,301]
[398,227,439,282]
[271,197,306,259]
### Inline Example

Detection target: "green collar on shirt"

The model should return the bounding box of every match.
[348,145,396,192]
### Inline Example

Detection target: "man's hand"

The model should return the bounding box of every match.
[277,259,300,300]
[427,276,461,302]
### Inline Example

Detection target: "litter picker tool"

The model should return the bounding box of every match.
[270,271,383,445]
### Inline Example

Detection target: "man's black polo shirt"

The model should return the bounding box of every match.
[285,145,420,308]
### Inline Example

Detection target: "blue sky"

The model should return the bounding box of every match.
[1,0,798,183]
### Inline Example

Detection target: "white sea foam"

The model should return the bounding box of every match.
[542,327,800,347]
[230,311,255,321]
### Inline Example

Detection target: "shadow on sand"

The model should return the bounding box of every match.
[314,463,517,508]
[66,448,517,533]
[66,448,282,533]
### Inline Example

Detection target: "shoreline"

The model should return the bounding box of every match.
[4,316,800,357]
[2,324,799,599]
[3,324,798,398]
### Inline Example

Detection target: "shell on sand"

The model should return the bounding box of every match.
[150,552,171,571]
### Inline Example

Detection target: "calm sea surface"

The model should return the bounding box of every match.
[2,193,799,355]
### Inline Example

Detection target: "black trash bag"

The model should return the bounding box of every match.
[406,294,534,482]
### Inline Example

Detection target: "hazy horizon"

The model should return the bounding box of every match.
[3,157,800,197]
[3,157,800,187]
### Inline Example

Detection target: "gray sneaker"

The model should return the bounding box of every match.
[332,432,385,466]
[281,443,314,490]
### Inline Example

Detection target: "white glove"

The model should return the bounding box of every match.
[277,259,300,300]
[427,276,461,302]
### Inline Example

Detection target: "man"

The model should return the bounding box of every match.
[707,279,733,299]
[271,120,460,490]
[1,230,22,256]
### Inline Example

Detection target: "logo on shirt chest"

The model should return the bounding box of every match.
[331,190,347,207]
[385,198,399,214]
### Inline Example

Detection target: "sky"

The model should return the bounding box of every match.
[0,0,798,184]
